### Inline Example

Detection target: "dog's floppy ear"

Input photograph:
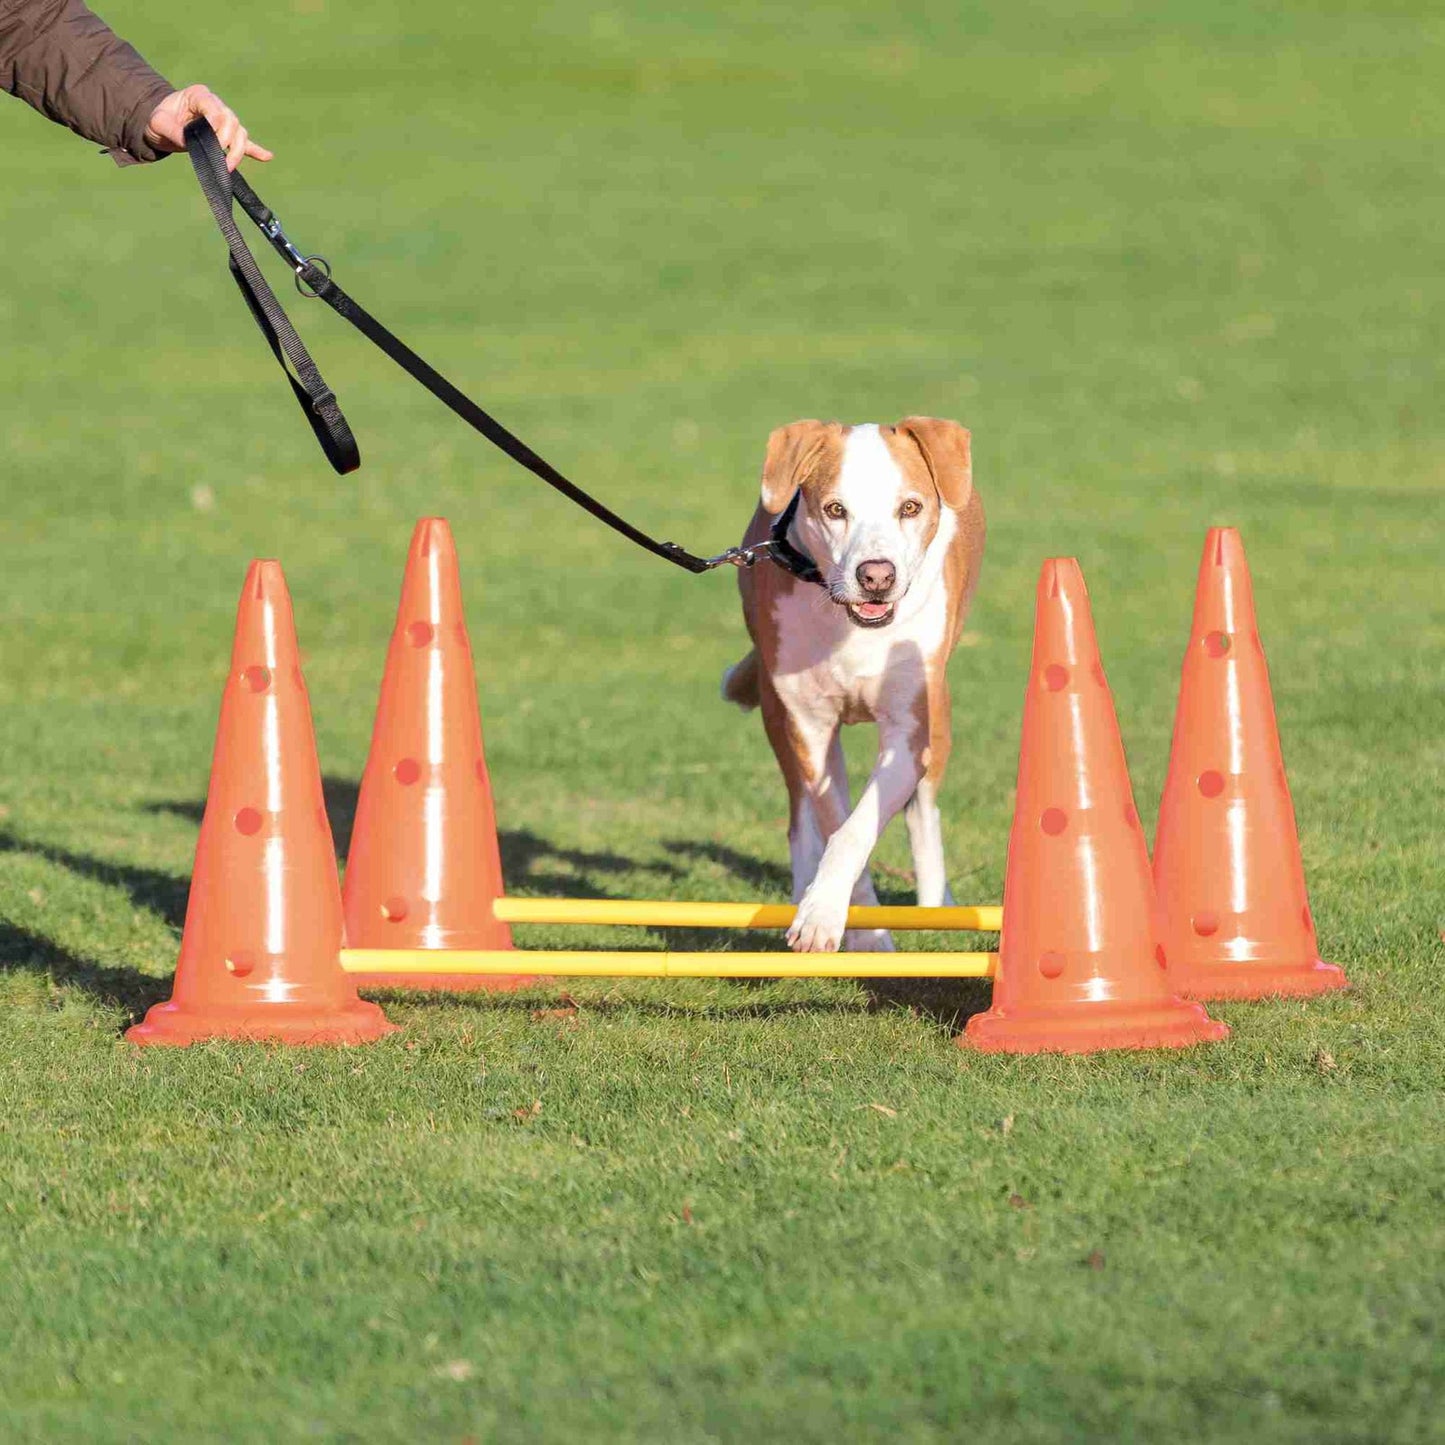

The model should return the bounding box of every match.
[760,420,835,515]
[897,417,972,510]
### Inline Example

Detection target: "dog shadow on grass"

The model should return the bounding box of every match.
[656,837,992,1036]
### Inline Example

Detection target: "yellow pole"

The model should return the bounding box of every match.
[340,949,998,979]
[492,898,1003,933]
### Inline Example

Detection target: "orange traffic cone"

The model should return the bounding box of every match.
[1153,528,1348,1000]
[128,562,396,1046]
[961,559,1228,1053]
[343,519,536,991]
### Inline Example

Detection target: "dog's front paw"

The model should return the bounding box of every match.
[787,886,849,953]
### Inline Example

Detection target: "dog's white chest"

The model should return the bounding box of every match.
[769,582,947,725]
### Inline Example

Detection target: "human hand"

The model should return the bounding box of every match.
[144,85,273,170]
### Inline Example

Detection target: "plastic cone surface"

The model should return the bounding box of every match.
[343,519,536,991]
[128,563,396,1046]
[961,559,1228,1054]
[1153,529,1347,1000]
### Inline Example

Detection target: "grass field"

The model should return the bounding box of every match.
[2,0,1443,1438]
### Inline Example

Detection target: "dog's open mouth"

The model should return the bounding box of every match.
[845,600,896,628]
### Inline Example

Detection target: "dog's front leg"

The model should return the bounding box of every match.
[788,724,924,954]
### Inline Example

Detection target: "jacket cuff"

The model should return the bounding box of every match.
[109,76,176,166]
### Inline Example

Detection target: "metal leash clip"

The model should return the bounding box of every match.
[260,212,307,270]
[699,540,775,572]
[258,213,331,298]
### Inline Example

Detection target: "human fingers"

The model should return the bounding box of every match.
[197,94,256,172]
[201,103,241,169]
[148,85,273,164]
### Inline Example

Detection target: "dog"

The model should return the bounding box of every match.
[721,418,984,953]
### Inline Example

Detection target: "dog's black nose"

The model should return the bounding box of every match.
[856,559,896,594]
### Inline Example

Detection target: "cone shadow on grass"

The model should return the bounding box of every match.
[151,778,684,894]
[0,826,190,931]
[5,810,988,1030]
[0,918,171,1019]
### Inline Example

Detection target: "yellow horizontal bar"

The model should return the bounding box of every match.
[492,898,1003,933]
[340,949,998,979]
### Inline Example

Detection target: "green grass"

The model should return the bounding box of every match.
[2,0,1443,1438]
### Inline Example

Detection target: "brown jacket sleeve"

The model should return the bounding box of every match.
[0,0,173,164]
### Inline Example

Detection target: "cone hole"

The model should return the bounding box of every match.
[1198,770,1225,799]
[1123,803,1139,829]
[1091,659,1108,688]
[1302,905,1313,933]
[1203,631,1232,658]
[293,665,306,691]
[1038,951,1065,979]
[225,950,256,978]
[1043,664,1069,692]
[234,807,264,836]
[1155,944,1168,970]
[242,665,272,693]
[381,896,408,922]
[407,620,434,647]
[394,758,422,786]
[1277,764,1290,793]
[475,759,487,784]
[1254,629,1265,655]
[1192,910,1219,937]
[454,622,470,647]
[1040,807,1068,836]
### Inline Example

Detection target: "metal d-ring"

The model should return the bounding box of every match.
[294,255,332,298]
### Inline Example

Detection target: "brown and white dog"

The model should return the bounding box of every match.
[722,418,984,953]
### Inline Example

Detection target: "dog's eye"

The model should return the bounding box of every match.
[822,501,847,520]
[899,498,923,518]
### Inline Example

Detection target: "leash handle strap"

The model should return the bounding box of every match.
[186,119,718,573]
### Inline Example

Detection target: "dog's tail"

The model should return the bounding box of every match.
[720,649,761,711]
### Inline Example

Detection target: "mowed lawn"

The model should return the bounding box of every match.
[1,0,1443,1438]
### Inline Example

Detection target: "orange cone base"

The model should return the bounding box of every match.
[1181,957,1348,1002]
[960,997,1229,1055]
[126,996,396,1047]
[351,969,545,994]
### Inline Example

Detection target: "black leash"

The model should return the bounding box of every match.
[183,119,824,587]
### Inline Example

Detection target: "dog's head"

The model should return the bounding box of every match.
[759,418,972,628]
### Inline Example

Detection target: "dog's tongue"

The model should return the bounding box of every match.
[854,602,892,620]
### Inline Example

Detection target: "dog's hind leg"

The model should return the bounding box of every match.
[843,877,894,953]
[816,737,893,954]
[904,779,955,908]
